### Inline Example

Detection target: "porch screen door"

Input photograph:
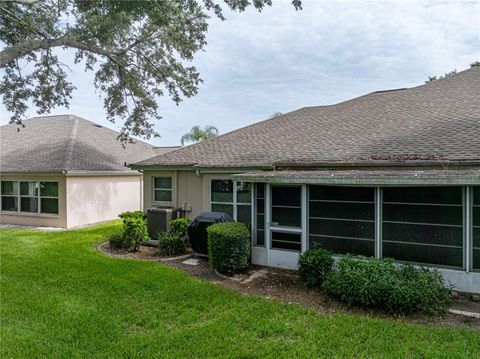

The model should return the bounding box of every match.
[268,185,303,267]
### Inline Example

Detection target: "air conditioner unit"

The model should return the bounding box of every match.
[146,208,181,239]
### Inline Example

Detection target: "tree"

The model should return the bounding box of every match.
[180,125,218,145]
[0,0,302,140]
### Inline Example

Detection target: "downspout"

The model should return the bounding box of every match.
[138,170,144,211]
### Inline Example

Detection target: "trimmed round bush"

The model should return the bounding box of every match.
[123,217,149,251]
[158,232,185,256]
[169,218,191,238]
[323,256,451,315]
[298,247,334,288]
[108,232,125,250]
[207,222,251,275]
[118,211,146,221]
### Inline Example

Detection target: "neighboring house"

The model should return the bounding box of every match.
[0,115,179,228]
[131,67,480,293]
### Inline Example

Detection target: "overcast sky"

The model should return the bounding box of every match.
[1,0,479,146]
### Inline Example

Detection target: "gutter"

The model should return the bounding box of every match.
[63,170,143,177]
[233,173,480,186]
[273,160,480,169]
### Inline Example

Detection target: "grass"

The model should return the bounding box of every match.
[1,221,479,358]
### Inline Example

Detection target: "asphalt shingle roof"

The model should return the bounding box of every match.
[0,115,173,173]
[133,66,480,169]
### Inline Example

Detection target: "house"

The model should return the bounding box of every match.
[131,67,480,293]
[0,114,179,228]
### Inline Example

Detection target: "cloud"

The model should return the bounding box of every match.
[1,0,478,146]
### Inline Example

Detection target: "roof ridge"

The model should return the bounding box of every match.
[68,115,155,149]
[64,115,79,171]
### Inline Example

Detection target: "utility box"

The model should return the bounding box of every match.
[146,208,183,239]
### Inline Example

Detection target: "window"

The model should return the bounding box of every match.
[309,186,375,257]
[20,181,39,212]
[1,181,18,211]
[1,181,59,215]
[211,179,233,217]
[210,179,251,228]
[382,187,463,269]
[40,182,59,214]
[153,177,172,202]
[473,186,480,271]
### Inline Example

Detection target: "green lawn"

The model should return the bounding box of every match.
[1,222,479,358]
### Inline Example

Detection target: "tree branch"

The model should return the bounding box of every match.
[0,37,124,67]
[11,0,40,4]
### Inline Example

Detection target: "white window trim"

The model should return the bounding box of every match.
[0,180,59,215]
[152,176,173,205]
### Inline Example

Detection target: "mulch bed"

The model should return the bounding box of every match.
[98,242,193,261]
[97,243,480,329]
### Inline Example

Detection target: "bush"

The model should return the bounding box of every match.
[298,247,334,288]
[119,211,146,221]
[323,256,451,315]
[122,217,149,251]
[108,232,125,250]
[169,217,191,237]
[158,232,185,256]
[207,222,251,275]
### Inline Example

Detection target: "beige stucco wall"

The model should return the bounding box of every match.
[0,174,67,227]
[143,170,234,220]
[66,174,143,228]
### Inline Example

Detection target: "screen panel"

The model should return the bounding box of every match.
[271,186,301,228]
[473,186,480,271]
[254,183,265,246]
[271,231,301,251]
[309,186,375,256]
[382,187,463,269]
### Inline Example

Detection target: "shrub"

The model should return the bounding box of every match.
[169,217,191,237]
[386,264,452,315]
[323,256,451,315]
[207,222,251,275]
[298,247,334,288]
[158,232,186,256]
[108,232,125,250]
[122,217,149,251]
[119,211,146,221]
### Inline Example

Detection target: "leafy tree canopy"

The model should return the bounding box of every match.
[0,0,301,140]
[180,124,218,145]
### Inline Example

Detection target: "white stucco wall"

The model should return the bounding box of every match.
[66,174,142,228]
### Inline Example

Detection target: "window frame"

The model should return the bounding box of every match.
[209,179,252,227]
[1,180,59,216]
[152,176,173,205]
